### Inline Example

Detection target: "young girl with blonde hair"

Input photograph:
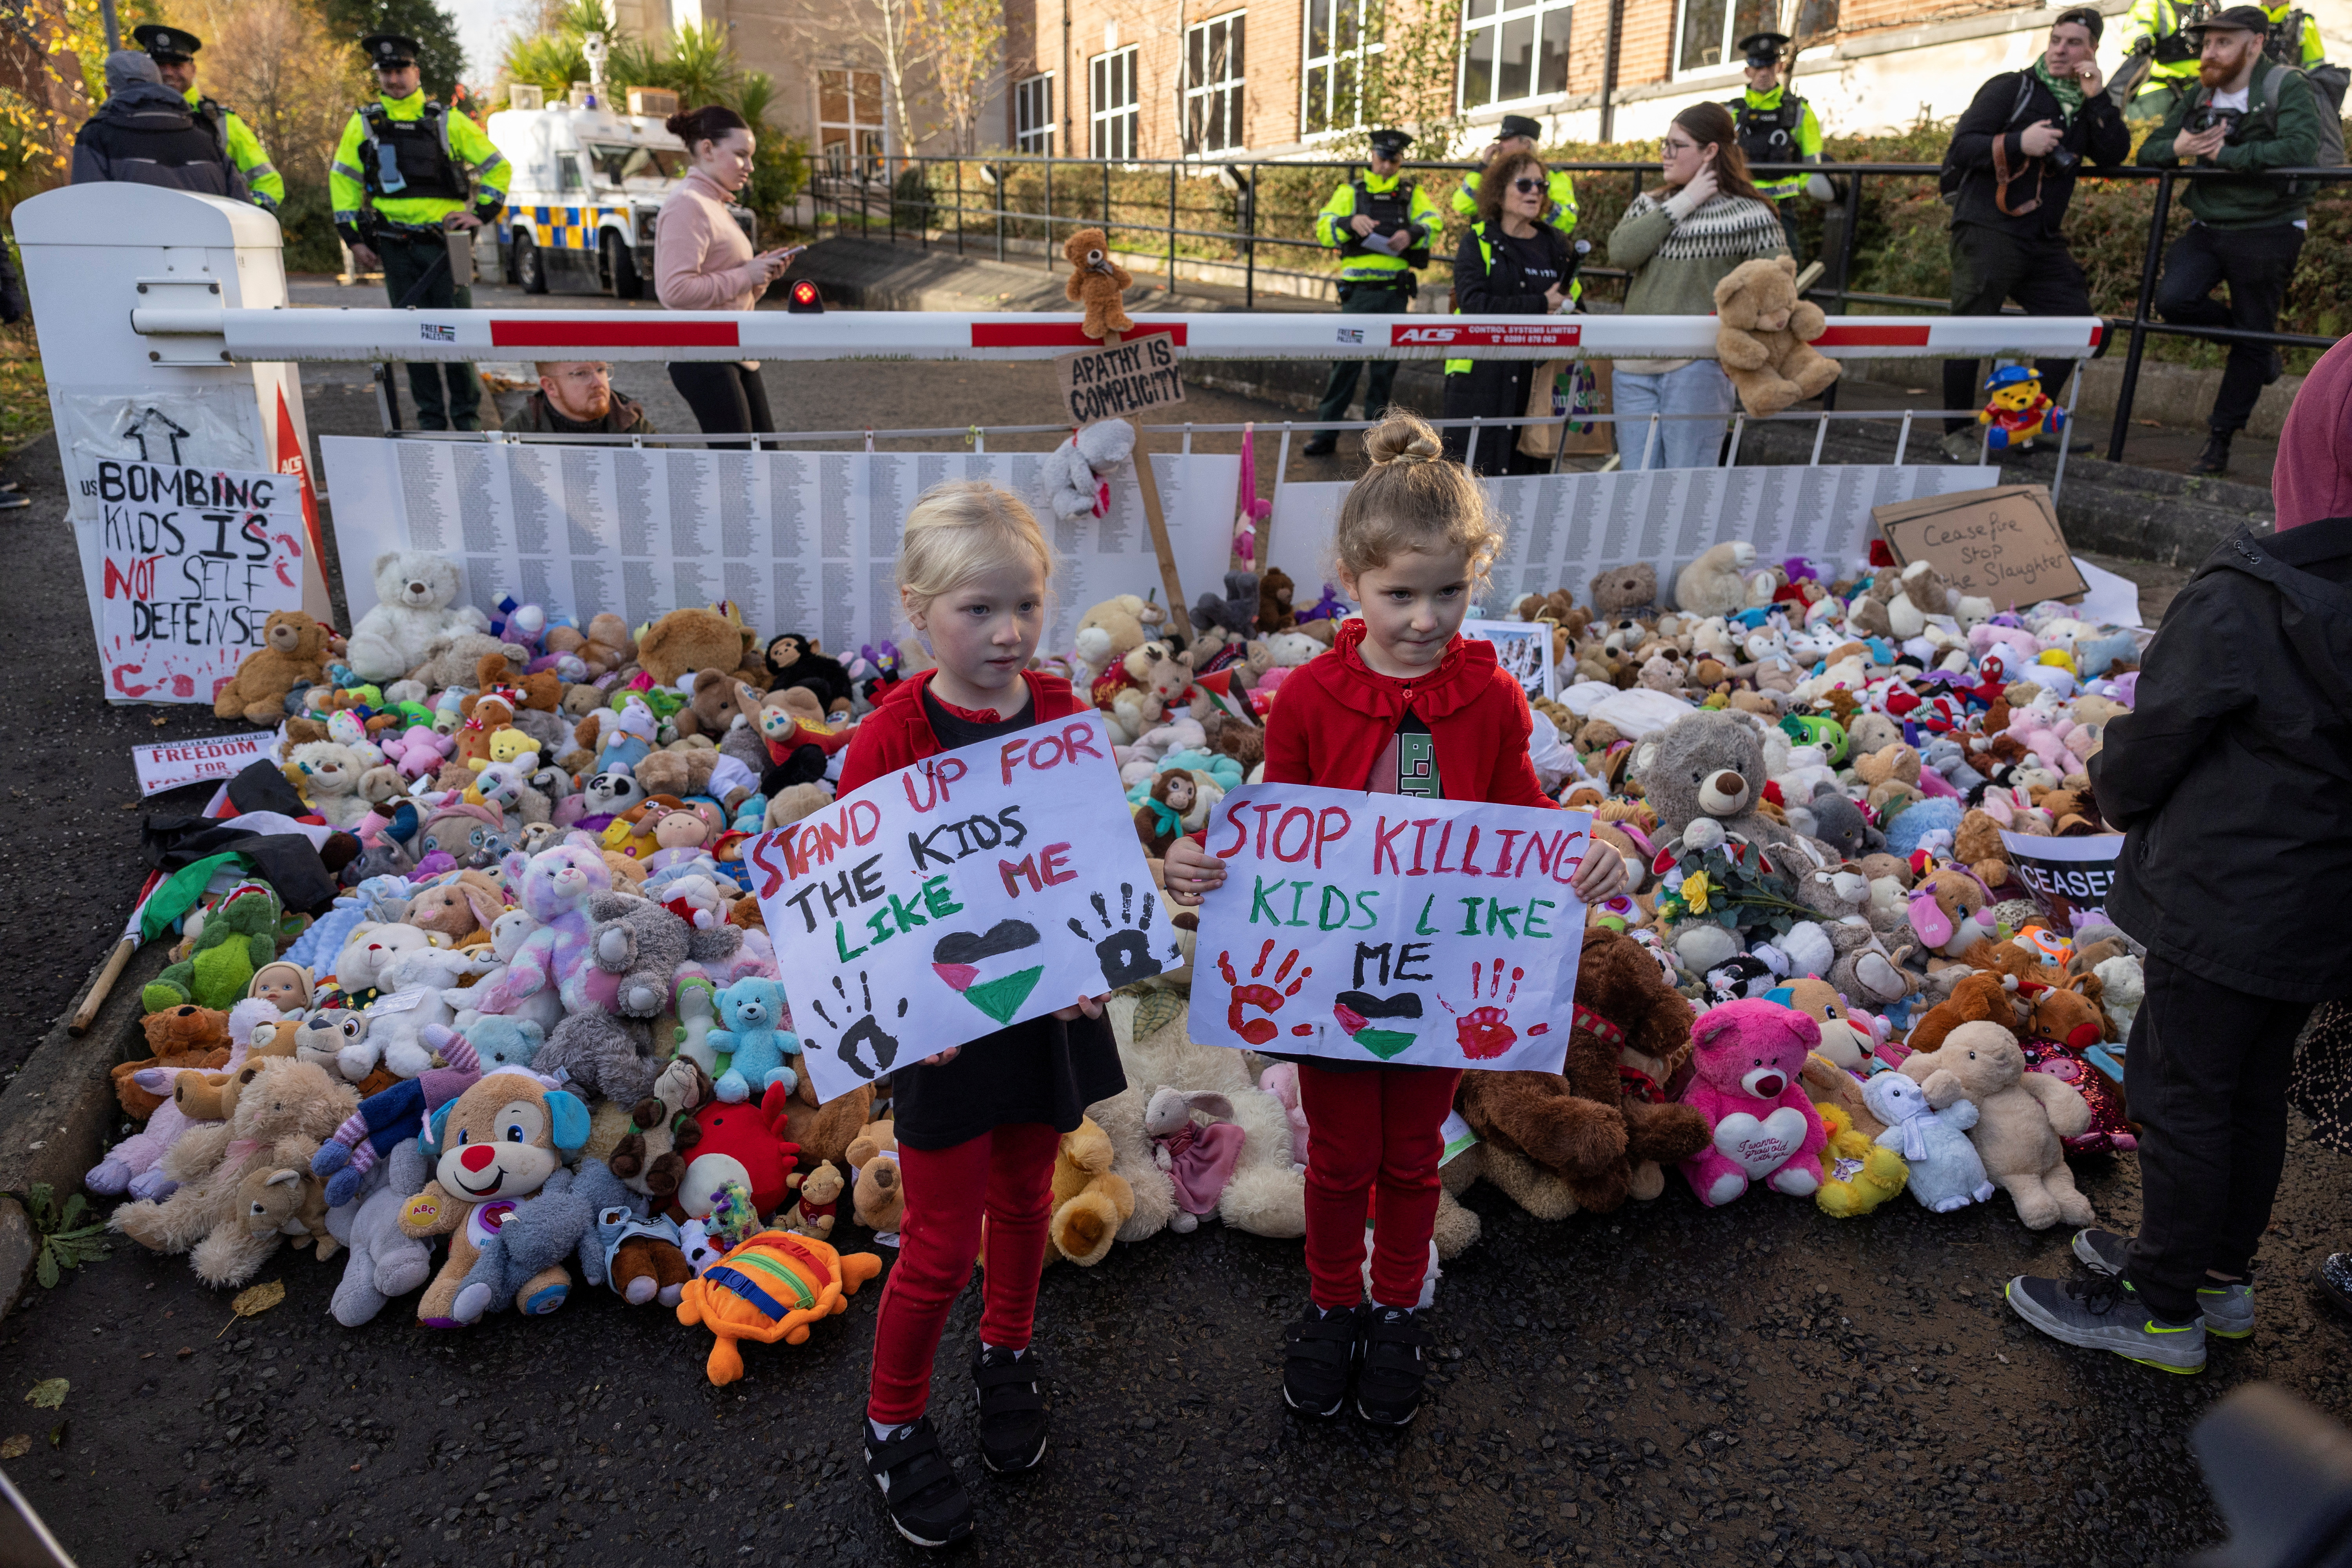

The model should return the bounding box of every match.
[1166,413,1626,1424]
[844,480,1119,1548]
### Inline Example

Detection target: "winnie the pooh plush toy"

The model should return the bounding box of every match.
[215,610,335,725]
[1063,227,1134,339]
[1711,255,1840,418]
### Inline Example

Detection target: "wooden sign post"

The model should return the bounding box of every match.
[1061,327,1193,641]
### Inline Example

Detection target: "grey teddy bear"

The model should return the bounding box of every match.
[1191,570,1259,639]
[451,1164,594,1320]
[325,1140,435,1328]
[1801,782,1886,859]
[531,893,742,1105]
[1631,710,1803,856]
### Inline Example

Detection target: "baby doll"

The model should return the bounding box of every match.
[248,962,315,1021]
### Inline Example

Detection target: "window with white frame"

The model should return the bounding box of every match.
[817,68,885,176]
[1461,0,1571,108]
[1014,72,1054,153]
[1183,13,1245,152]
[1090,45,1139,159]
[1302,0,1381,135]
[1675,0,1775,74]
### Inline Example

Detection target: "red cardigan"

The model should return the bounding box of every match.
[1264,619,1552,808]
[836,668,1083,795]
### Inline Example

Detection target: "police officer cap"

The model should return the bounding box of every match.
[1737,31,1790,64]
[1497,114,1544,142]
[2187,4,2269,35]
[1367,129,1414,156]
[132,24,201,61]
[361,33,421,66]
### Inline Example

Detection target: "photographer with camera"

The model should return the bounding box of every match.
[2142,4,2324,475]
[1937,8,2129,460]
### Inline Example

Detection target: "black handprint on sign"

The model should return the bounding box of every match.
[1068,882,1174,989]
[803,970,909,1080]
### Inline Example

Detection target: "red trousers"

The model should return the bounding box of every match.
[866,1122,1061,1425]
[1297,1062,1463,1311]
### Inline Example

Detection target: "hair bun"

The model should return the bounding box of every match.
[1364,411,1443,466]
[664,110,693,138]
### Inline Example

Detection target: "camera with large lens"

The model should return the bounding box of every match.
[2047,143,2080,170]
[2190,103,2247,137]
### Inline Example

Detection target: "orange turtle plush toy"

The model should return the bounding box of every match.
[675,1227,884,1386]
[1063,228,1134,340]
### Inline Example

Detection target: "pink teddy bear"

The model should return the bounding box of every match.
[384,724,456,782]
[1258,1062,1310,1171]
[1676,998,1829,1207]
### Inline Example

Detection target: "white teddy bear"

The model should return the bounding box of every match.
[285,740,374,829]
[345,551,489,682]
[1044,419,1137,522]
[359,944,499,1078]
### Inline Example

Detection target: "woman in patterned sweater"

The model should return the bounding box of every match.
[1606,101,1789,470]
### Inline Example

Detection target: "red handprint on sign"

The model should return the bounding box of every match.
[1218,940,1313,1047]
[1438,959,1547,1060]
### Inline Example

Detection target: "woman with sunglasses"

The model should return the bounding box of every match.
[1607,102,1789,469]
[1439,149,1575,476]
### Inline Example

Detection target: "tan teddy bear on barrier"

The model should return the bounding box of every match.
[1063,227,1135,339]
[1712,255,1840,417]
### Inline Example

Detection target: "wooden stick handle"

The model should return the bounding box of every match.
[1103,329,1194,641]
[69,937,139,1037]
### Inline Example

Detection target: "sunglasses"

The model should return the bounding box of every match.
[1510,177,1543,193]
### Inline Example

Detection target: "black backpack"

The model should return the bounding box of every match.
[1939,73,2036,207]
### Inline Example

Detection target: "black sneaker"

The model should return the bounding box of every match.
[2314,1253,2352,1320]
[1281,1303,1360,1417]
[2005,1272,2205,1374]
[1355,1305,1434,1425]
[2190,432,2233,476]
[2071,1228,2254,1339]
[971,1344,1049,1474]
[1301,434,1339,457]
[864,1416,974,1548]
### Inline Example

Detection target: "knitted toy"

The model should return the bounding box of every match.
[1862,1070,1994,1214]
[1062,227,1134,339]
[708,976,800,1103]
[1675,999,1828,1207]
[310,1022,486,1206]
[675,1229,885,1386]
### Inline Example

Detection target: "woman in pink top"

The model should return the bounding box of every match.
[655,104,798,440]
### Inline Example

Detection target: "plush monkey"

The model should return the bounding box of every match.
[1134,771,1196,858]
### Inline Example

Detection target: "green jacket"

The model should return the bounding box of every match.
[2140,58,2323,228]
[330,91,509,246]
[1450,166,1580,234]
[185,90,281,211]
[1314,171,1441,282]
[1734,86,1824,201]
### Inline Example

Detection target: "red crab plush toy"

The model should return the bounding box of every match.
[668,1080,802,1222]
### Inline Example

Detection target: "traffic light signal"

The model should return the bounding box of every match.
[788,279,822,314]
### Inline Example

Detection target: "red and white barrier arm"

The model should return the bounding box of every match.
[125,307,2107,364]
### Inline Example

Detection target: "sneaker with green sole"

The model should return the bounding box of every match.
[2005,1273,2206,1374]
[2070,1229,2255,1339]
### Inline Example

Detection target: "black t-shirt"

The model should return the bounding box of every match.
[1495,229,1564,296]
[887,687,1127,1150]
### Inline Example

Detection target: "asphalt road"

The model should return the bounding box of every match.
[0,283,2320,1568]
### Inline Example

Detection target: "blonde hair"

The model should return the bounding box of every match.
[896,479,1058,614]
[1333,412,1503,587]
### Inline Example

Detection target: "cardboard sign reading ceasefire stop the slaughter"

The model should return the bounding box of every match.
[1190,783,1591,1073]
[1056,332,1186,424]
[745,711,1184,1103]
[1873,483,2088,608]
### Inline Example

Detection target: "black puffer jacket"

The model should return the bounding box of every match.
[1946,69,2129,240]
[71,82,244,198]
[2092,518,2352,1002]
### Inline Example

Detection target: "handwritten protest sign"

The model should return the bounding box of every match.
[1998,830,2124,932]
[132,730,279,796]
[746,710,1183,1103]
[1873,484,2087,608]
[76,459,307,704]
[1190,783,1590,1073]
[1057,332,1187,424]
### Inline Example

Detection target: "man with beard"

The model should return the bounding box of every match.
[502,361,658,435]
[2141,5,2323,475]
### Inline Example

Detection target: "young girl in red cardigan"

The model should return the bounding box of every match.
[1166,412,1625,1425]
[843,481,1119,1548]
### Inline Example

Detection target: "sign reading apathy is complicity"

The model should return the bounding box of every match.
[1190,784,1592,1073]
[746,710,1185,1103]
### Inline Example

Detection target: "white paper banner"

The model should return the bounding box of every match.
[132,730,281,795]
[747,710,1182,1102]
[1189,782,1590,1073]
[319,438,1239,660]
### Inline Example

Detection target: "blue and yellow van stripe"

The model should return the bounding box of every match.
[501,204,620,251]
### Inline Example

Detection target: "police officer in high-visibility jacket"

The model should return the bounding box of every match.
[1728,33,1828,261]
[2122,0,2324,122]
[330,34,511,431]
[1304,128,1441,456]
[133,24,283,212]
[1449,114,1579,231]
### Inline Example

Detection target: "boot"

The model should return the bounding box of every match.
[2190,431,2232,476]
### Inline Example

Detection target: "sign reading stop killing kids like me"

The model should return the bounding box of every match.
[1191,783,1592,1073]
[746,710,1186,1103]
[1056,332,1186,424]
[79,458,306,703]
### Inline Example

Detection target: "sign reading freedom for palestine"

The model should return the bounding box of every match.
[744,710,1183,1103]
[1190,783,1591,1074]
[1056,332,1187,423]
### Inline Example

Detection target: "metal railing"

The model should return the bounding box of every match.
[812,150,2352,466]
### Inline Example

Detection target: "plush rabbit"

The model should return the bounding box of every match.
[1144,1086,1245,1234]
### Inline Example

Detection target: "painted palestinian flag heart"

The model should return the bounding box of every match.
[1334,990,1423,1060]
[932,920,1044,1024]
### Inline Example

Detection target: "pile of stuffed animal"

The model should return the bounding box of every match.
[93,532,2148,1371]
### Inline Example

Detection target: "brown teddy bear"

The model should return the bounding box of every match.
[1044,1116,1133,1266]
[1587,563,1658,620]
[1062,227,1134,339]
[1712,255,1840,417]
[1258,567,1297,633]
[214,611,334,725]
[1905,969,2022,1052]
[783,1077,876,1169]
[115,1006,234,1120]
[847,1120,905,1231]
[784,1159,846,1240]
[637,608,765,688]
[546,612,636,679]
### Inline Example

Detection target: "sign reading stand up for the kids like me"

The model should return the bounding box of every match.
[746,710,1184,1103]
[1190,783,1590,1073]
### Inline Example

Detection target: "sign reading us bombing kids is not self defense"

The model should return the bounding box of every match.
[747,711,1185,1103]
[1191,784,1591,1073]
